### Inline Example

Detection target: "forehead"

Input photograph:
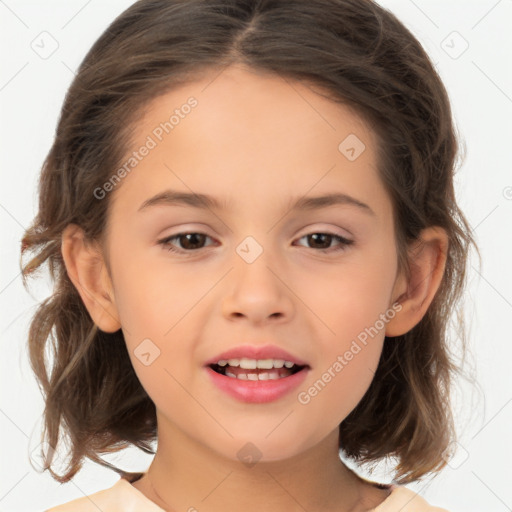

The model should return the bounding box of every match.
[140,64,374,150]
[108,64,391,222]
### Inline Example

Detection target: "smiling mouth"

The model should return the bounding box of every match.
[209,362,307,381]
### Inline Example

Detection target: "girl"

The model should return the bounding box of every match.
[21,0,477,510]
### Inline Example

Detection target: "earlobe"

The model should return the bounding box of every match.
[61,224,121,333]
[385,226,449,338]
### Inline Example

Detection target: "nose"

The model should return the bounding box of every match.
[221,249,295,326]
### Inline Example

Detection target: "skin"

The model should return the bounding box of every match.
[61,64,448,512]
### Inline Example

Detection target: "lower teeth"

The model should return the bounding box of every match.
[224,369,292,380]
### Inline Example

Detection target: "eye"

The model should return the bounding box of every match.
[158,232,216,254]
[157,231,354,256]
[294,232,354,253]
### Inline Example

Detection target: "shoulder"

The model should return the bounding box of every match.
[44,473,164,512]
[373,485,450,512]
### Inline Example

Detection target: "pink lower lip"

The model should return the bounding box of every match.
[205,366,309,403]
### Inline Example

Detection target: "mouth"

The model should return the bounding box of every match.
[205,352,311,403]
[208,359,308,381]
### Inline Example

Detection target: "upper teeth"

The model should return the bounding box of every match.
[216,358,295,369]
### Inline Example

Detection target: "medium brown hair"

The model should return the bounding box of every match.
[21,0,479,484]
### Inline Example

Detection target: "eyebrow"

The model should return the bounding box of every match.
[138,190,376,216]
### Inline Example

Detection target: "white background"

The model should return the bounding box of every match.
[1,1,511,511]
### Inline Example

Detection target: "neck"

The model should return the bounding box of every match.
[141,416,366,512]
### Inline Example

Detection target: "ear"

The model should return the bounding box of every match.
[61,224,121,333]
[385,226,449,337]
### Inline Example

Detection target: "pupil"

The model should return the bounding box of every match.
[309,233,331,249]
[181,233,205,250]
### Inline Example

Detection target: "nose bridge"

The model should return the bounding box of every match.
[221,234,294,323]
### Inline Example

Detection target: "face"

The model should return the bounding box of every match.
[103,64,402,463]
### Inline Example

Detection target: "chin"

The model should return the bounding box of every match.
[216,434,318,467]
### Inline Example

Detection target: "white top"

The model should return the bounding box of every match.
[45,474,450,511]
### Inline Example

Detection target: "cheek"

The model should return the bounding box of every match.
[309,246,398,341]
[298,333,384,431]
[108,243,214,384]
[297,246,396,421]
[110,240,209,335]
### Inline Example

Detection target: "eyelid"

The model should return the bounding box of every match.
[157,224,352,243]
[157,231,217,248]
[157,226,355,256]
[295,223,353,240]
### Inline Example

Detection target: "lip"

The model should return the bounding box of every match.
[205,365,310,403]
[204,344,309,367]
[204,344,310,404]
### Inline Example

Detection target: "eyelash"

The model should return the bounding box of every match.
[157,231,354,256]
